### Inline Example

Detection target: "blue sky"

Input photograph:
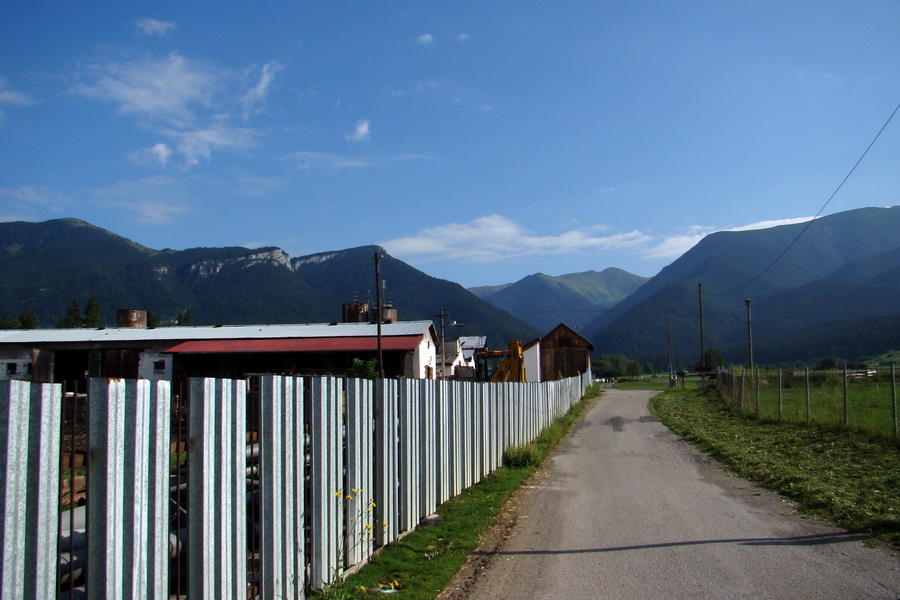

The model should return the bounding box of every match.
[1,2,898,287]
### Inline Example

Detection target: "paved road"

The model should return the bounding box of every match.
[458,388,900,600]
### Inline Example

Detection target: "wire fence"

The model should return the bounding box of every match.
[716,366,899,438]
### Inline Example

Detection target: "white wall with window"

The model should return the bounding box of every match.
[138,352,172,382]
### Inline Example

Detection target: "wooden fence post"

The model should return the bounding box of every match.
[892,365,897,439]
[843,366,849,427]
[778,369,783,421]
[805,368,811,423]
[755,368,760,416]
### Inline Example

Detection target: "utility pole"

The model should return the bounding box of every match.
[745,298,754,370]
[667,320,676,387]
[373,252,384,378]
[436,307,447,379]
[698,283,706,371]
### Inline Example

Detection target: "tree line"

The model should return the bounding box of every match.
[0,293,194,330]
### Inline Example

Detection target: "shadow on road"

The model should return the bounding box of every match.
[476,531,870,556]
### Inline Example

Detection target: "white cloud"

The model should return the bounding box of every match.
[240,60,284,119]
[641,217,816,261]
[391,79,483,109]
[643,232,709,260]
[345,119,371,142]
[727,216,815,232]
[90,176,186,224]
[417,33,434,44]
[136,18,176,36]
[288,151,430,172]
[74,53,279,167]
[0,77,35,120]
[166,124,257,167]
[128,142,173,166]
[458,33,471,42]
[0,77,34,106]
[289,151,371,171]
[234,173,283,196]
[73,53,220,128]
[0,186,71,220]
[382,215,652,263]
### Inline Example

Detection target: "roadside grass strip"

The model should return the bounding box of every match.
[314,383,602,599]
[651,386,900,546]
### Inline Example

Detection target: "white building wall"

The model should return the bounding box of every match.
[0,352,32,381]
[524,343,541,383]
[410,336,437,379]
[138,352,173,382]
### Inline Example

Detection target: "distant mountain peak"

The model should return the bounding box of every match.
[292,244,386,269]
[471,268,648,332]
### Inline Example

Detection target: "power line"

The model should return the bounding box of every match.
[715,99,900,296]
[511,308,630,314]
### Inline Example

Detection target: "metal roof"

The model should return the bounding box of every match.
[166,335,425,354]
[0,320,437,345]
[459,335,487,349]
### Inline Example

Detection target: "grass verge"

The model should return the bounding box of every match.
[613,378,671,392]
[651,385,900,546]
[314,383,602,599]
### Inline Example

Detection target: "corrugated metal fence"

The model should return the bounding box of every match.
[0,372,591,599]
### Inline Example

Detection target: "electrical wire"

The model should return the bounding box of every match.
[498,101,899,320]
[714,99,900,296]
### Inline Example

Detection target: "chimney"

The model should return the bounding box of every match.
[117,309,147,328]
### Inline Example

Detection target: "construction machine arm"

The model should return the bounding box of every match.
[490,340,527,383]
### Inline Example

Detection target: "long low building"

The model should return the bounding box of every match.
[0,319,439,388]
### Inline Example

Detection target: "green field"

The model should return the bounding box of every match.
[720,369,899,439]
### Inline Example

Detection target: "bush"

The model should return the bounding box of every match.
[503,444,542,468]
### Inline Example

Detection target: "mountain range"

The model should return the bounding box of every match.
[0,219,538,346]
[469,269,648,333]
[582,206,900,367]
[2,205,899,366]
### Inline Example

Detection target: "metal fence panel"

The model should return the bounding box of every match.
[260,375,304,599]
[418,379,437,519]
[187,378,247,600]
[436,380,451,504]
[346,377,373,567]
[0,372,591,598]
[451,382,464,497]
[146,380,171,600]
[398,380,421,533]
[309,377,344,587]
[0,381,61,600]
[375,379,399,547]
[87,378,127,598]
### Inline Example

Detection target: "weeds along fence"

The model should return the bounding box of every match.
[716,366,899,438]
[0,371,591,599]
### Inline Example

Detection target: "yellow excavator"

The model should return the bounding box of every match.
[488,340,527,383]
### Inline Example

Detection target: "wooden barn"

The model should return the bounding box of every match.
[540,323,593,381]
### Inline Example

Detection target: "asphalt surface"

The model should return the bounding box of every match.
[457,388,900,600]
